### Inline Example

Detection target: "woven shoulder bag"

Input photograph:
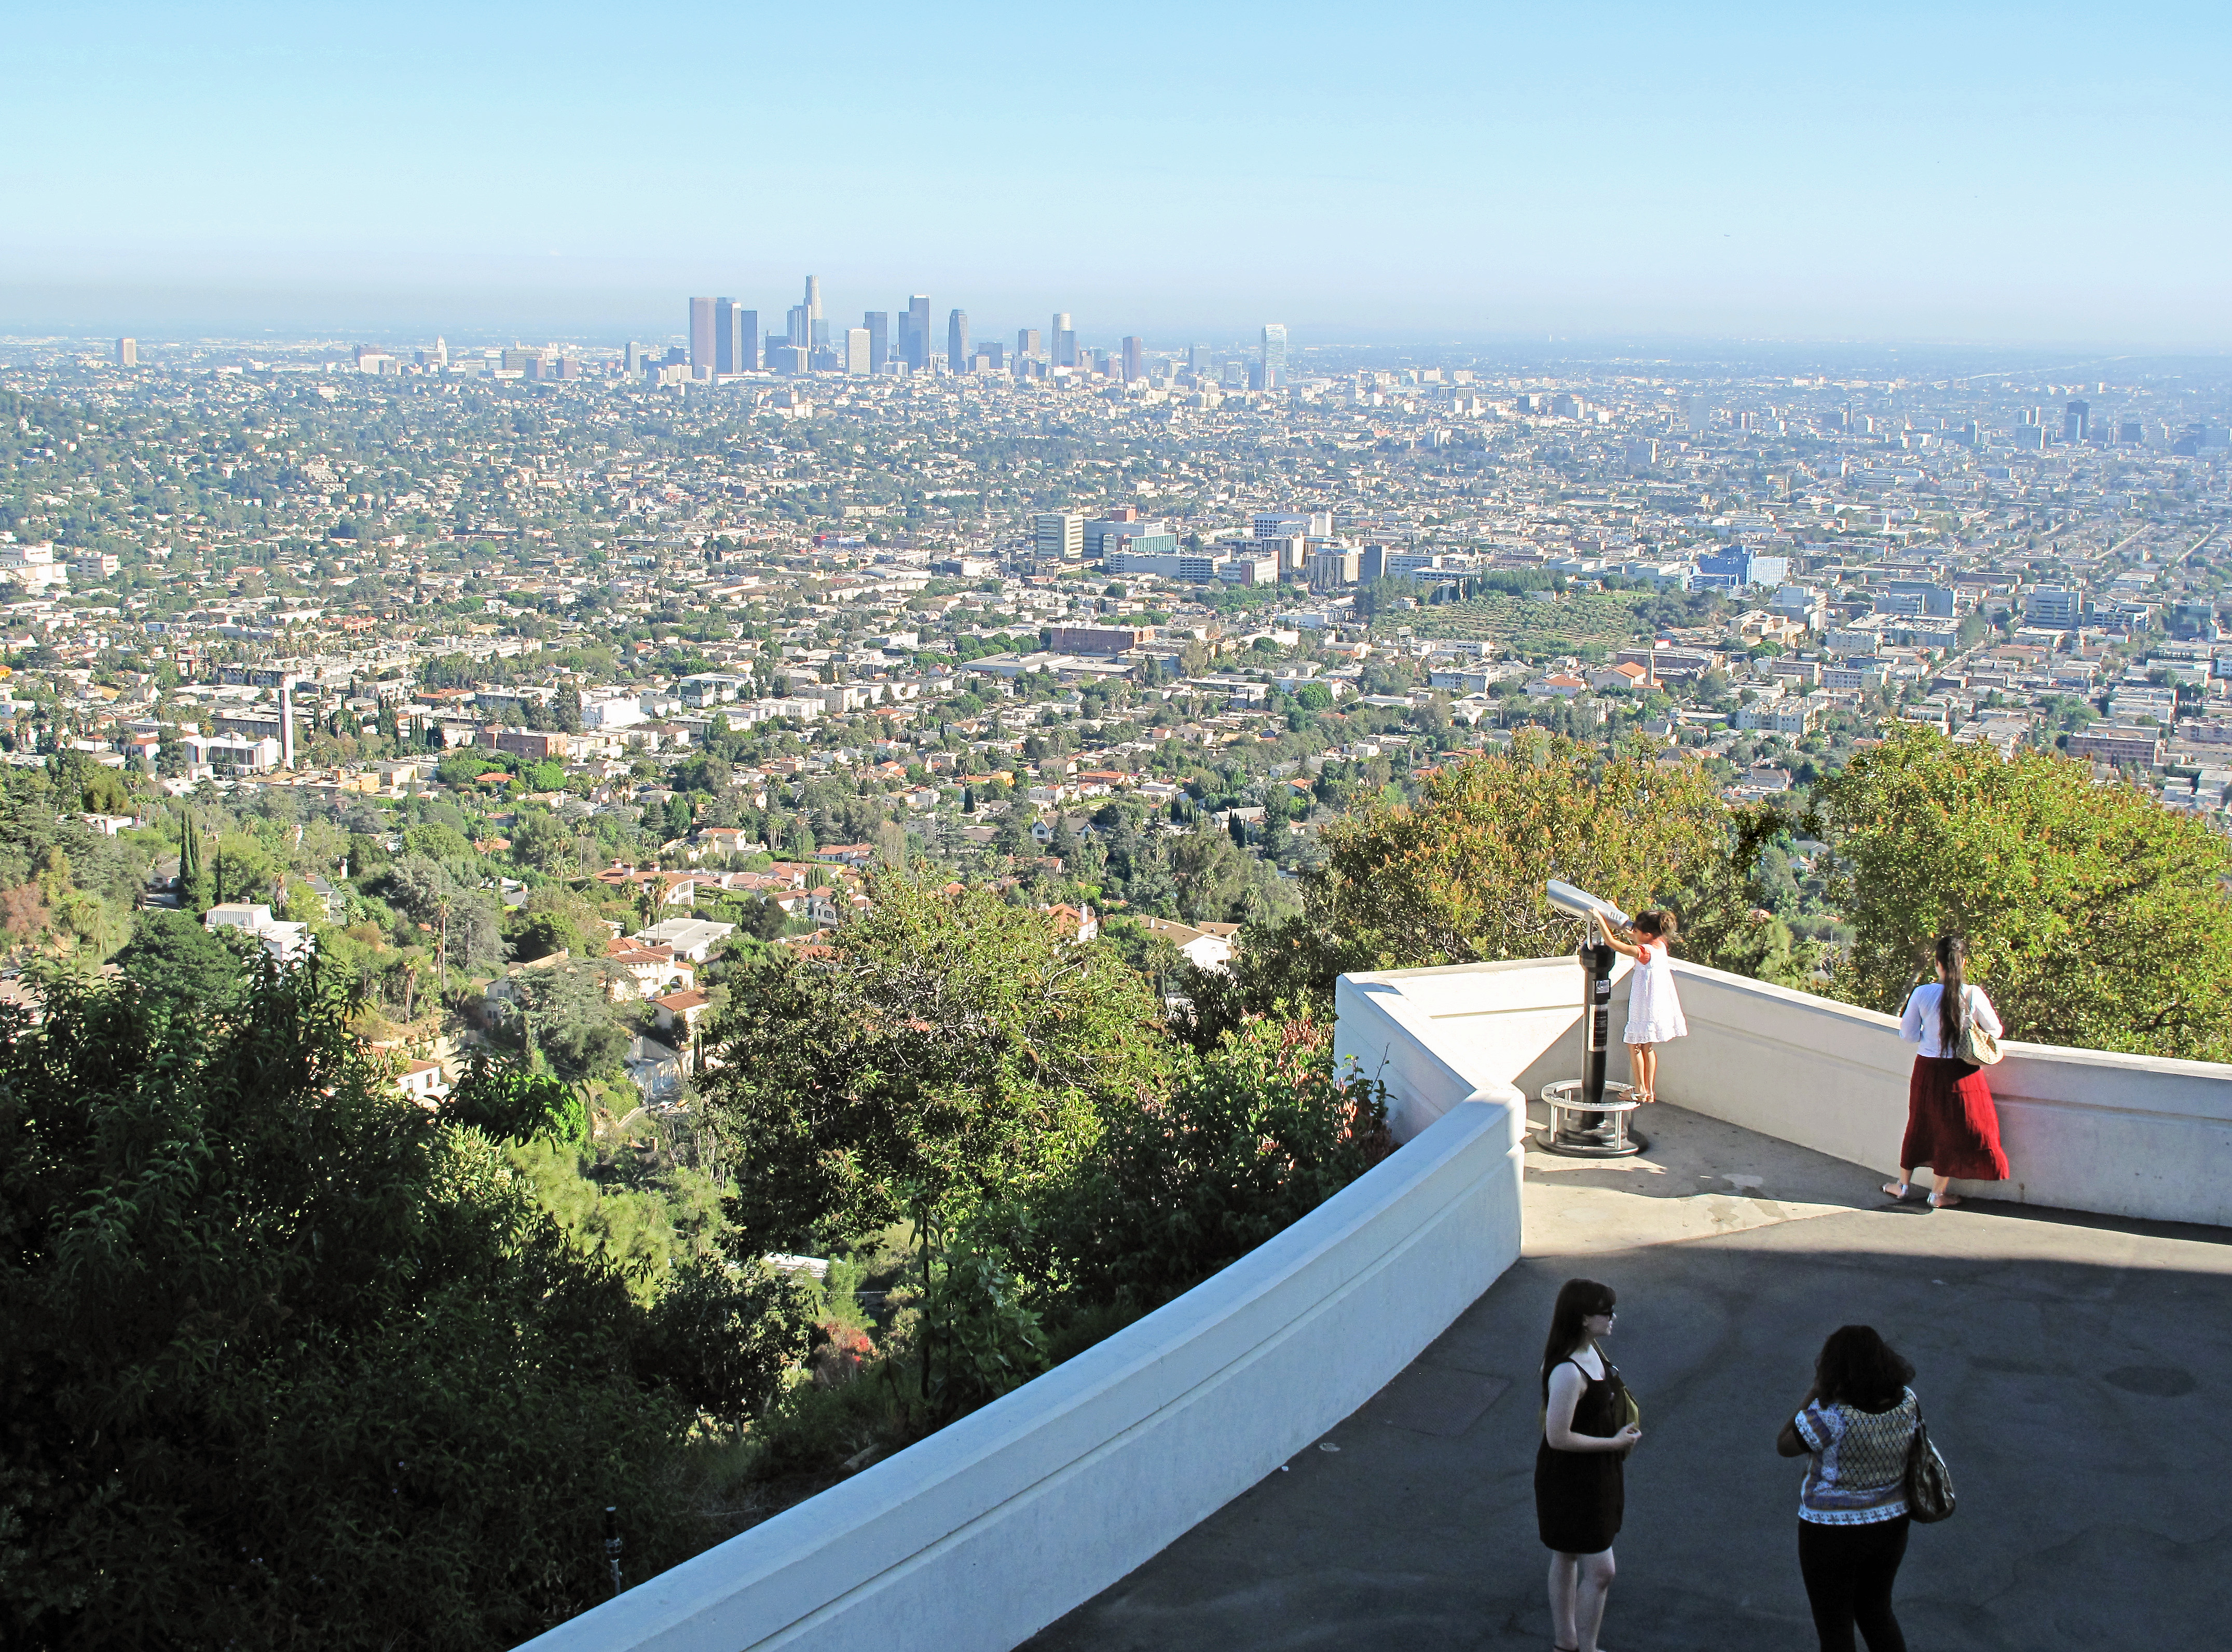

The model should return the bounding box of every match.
[1956,988,2003,1067]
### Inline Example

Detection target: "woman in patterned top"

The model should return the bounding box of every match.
[1776,1326,1922,1652]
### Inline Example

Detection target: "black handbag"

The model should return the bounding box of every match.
[1904,1400,1955,1523]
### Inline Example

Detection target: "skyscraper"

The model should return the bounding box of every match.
[906,295,931,371]
[948,310,970,375]
[845,327,872,376]
[114,337,136,366]
[787,304,811,348]
[713,298,749,374]
[2065,399,2090,443]
[804,275,821,325]
[1261,323,1288,386]
[688,297,717,373]
[1122,336,1144,382]
[1018,327,1042,361]
[865,311,889,371]
[1188,343,1210,375]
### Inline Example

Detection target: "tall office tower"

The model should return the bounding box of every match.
[947,310,970,375]
[430,335,448,366]
[625,340,647,374]
[1188,343,1210,374]
[906,295,931,370]
[1122,336,1144,382]
[114,337,136,366]
[1050,312,1071,360]
[843,327,872,376]
[2064,399,2090,443]
[735,309,759,371]
[803,275,821,327]
[713,298,742,374]
[688,297,717,372]
[1260,323,1288,385]
[786,304,811,348]
[863,310,889,370]
[1035,512,1085,561]
[1685,394,1709,434]
[1017,327,1042,361]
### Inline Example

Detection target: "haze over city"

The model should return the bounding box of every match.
[9,1,2230,345]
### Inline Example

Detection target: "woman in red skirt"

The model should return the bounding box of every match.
[1884,934,2008,1209]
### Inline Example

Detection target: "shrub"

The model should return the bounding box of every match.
[1019,1017,1392,1314]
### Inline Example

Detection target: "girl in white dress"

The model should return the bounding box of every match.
[1594,908,1688,1103]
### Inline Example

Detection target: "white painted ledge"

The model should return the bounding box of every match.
[1339,953,2232,1229]
[517,1088,1524,1652]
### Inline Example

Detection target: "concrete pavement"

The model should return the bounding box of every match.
[1022,1103,2231,1651]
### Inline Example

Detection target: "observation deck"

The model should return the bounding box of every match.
[521,957,2231,1652]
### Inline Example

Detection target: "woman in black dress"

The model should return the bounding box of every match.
[1536,1278,1641,1652]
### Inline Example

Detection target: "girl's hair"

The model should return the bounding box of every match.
[1936,933,1968,1052]
[1814,1325,1915,1412]
[1541,1277,1617,1396]
[1634,909,1676,940]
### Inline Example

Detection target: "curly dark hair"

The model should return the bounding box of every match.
[1814,1325,1915,1412]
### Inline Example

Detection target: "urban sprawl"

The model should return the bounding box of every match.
[7,288,2232,1097]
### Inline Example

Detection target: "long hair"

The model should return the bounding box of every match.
[1936,933,1968,1052]
[1541,1277,1617,1397]
[1814,1325,1915,1412]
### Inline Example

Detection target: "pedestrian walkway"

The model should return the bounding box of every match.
[1023,1103,2231,1650]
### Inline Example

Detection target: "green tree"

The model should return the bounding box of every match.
[109,907,252,1017]
[0,961,780,1651]
[1813,726,2232,1059]
[1015,1017,1391,1313]
[700,870,1167,1253]
[1186,735,1730,1040]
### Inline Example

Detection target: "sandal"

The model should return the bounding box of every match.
[1881,1181,1911,1201]
[1928,1190,1962,1208]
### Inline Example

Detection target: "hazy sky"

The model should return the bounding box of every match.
[7,2,2227,346]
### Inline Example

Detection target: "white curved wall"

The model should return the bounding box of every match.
[516,1088,1525,1652]
[1656,957,2232,1226]
[1340,954,2232,1229]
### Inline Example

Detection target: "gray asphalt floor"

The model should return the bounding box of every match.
[1023,1104,2231,1651]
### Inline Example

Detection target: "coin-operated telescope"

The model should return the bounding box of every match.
[1537,880,1648,1157]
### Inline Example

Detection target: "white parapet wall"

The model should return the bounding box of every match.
[1336,955,1629,1142]
[1655,957,2232,1227]
[517,1090,1525,1652]
[1339,953,2232,1230]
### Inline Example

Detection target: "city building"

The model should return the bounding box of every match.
[1261,323,1288,386]
[948,310,970,376]
[114,337,136,366]
[1034,513,1085,562]
[688,297,716,373]
[865,311,889,370]
[845,327,872,376]
[714,299,756,374]
[1122,336,1143,382]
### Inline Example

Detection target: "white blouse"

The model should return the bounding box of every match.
[1899,981,2003,1059]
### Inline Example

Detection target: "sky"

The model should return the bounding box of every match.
[5,1,2227,348]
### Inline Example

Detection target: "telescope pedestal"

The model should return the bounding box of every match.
[1537,1080,1649,1158]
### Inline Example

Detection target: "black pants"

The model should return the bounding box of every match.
[1797,1516,1909,1652]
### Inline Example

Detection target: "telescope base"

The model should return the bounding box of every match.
[1536,1080,1650,1158]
